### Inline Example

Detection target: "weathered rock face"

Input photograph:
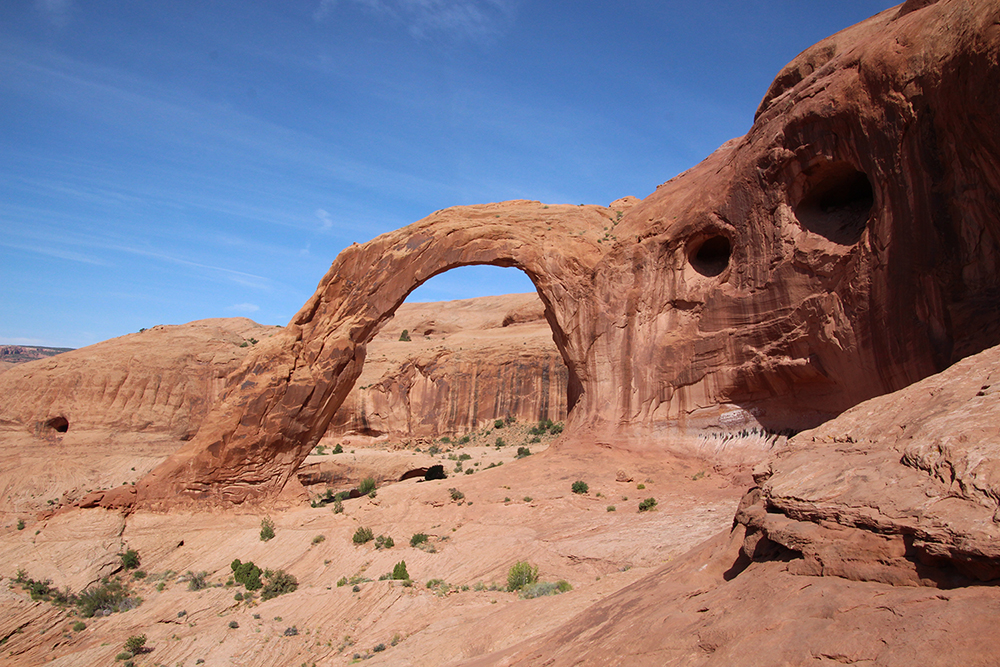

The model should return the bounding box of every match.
[118,0,1000,507]
[735,340,1000,588]
[0,319,279,439]
[327,294,567,442]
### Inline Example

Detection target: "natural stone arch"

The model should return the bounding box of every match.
[122,201,612,508]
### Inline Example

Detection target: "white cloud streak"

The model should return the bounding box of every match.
[227,303,260,313]
[35,0,72,27]
[317,0,518,41]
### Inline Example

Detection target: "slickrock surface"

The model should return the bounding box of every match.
[0,318,279,439]
[328,294,567,442]
[122,0,1000,507]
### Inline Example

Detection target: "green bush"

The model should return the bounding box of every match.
[571,480,588,494]
[449,487,465,501]
[115,652,132,661]
[358,477,377,495]
[337,576,348,587]
[229,620,240,628]
[260,570,298,600]
[638,497,657,512]
[391,560,409,581]
[231,560,263,591]
[120,549,140,570]
[375,534,394,549]
[506,561,538,591]
[399,329,411,341]
[516,447,531,458]
[494,419,505,429]
[607,505,616,512]
[76,579,132,618]
[72,621,86,632]
[259,517,275,542]
[353,526,374,544]
[16,518,25,530]
[333,443,344,454]
[124,634,146,654]
[312,534,326,545]
[409,533,428,547]
[333,498,344,514]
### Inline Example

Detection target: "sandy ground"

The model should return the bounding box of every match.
[0,423,746,666]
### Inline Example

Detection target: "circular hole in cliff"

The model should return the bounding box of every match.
[794,162,873,245]
[44,416,69,433]
[689,236,732,277]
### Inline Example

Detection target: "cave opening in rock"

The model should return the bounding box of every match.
[689,235,732,277]
[43,416,69,433]
[323,265,575,446]
[794,161,874,245]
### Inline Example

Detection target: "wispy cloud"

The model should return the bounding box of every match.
[35,0,72,27]
[318,0,518,41]
[316,208,334,230]
[227,303,260,313]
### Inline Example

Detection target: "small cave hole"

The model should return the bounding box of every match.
[689,236,732,277]
[44,416,69,433]
[794,162,874,245]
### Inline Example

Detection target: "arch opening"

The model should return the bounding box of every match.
[689,236,732,277]
[324,264,579,447]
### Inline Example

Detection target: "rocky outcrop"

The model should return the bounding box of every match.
[116,0,1000,507]
[327,294,567,442]
[734,341,1000,587]
[0,319,279,438]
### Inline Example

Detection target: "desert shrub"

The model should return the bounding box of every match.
[314,445,327,455]
[373,642,386,652]
[312,534,326,545]
[234,591,243,601]
[571,480,589,494]
[523,496,533,502]
[124,634,146,654]
[337,576,348,587]
[637,483,646,490]
[260,570,298,600]
[495,437,505,447]
[409,533,429,547]
[519,580,572,599]
[506,561,539,591]
[186,571,209,591]
[638,497,657,512]
[358,477,377,495]
[231,560,263,591]
[530,436,541,444]
[375,534,394,549]
[72,621,86,632]
[352,584,361,592]
[391,560,409,581]
[284,626,299,636]
[229,620,239,629]
[16,518,25,530]
[465,468,474,475]
[131,570,146,580]
[332,498,344,514]
[449,487,465,501]
[76,579,132,618]
[333,443,343,454]
[516,447,531,458]
[353,526,374,544]
[120,549,140,570]
[428,445,441,455]
[459,435,470,444]
[550,423,563,435]
[259,517,275,542]
[115,652,132,661]
[458,452,471,461]
[494,419,505,429]
[426,578,450,594]
[399,329,411,342]
[607,505,616,512]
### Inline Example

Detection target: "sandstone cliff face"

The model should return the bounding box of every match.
[0,319,279,438]
[327,294,567,442]
[113,0,1000,507]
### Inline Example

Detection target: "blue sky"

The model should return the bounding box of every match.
[1,0,896,348]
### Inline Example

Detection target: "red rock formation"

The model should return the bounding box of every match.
[116,0,1000,508]
[0,319,278,438]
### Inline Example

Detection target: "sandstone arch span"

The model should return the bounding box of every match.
[120,201,610,507]
[98,0,1000,509]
